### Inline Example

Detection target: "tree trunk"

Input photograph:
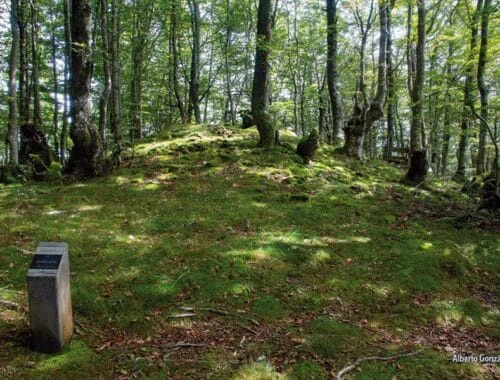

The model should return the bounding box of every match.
[318,73,327,142]
[66,0,104,176]
[344,0,386,159]
[51,24,60,161]
[476,0,491,175]
[30,1,42,128]
[110,0,123,160]
[60,0,71,164]
[456,0,482,179]
[171,0,187,125]
[326,0,342,146]
[224,0,235,126]
[188,0,201,124]
[251,0,275,148]
[405,0,428,184]
[384,0,396,160]
[19,0,30,124]
[98,0,111,151]
[130,0,153,138]
[7,0,20,164]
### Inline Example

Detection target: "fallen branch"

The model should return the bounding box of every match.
[336,350,423,380]
[200,307,260,326]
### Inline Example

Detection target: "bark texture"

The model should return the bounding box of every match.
[7,0,20,164]
[251,0,275,148]
[405,0,428,184]
[66,0,104,176]
[326,0,342,146]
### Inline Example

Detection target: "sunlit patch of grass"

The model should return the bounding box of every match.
[232,361,281,380]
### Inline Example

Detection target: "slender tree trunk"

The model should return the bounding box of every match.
[251,0,275,148]
[51,25,60,161]
[19,0,30,124]
[456,0,482,179]
[130,3,143,139]
[476,0,491,175]
[318,73,327,142]
[171,0,187,125]
[326,0,342,146]
[7,0,20,164]
[66,0,104,176]
[60,0,71,164]
[130,0,153,138]
[203,45,215,123]
[440,35,454,176]
[384,0,395,160]
[406,0,427,184]
[30,1,42,128]
[224,0,235,125]
[188,0,201,123]
[99,0,111,151]
[110,0,123,159]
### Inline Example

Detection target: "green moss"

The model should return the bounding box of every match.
[253,295,286,320]
[35,340,103,377]
[288,360,327,379]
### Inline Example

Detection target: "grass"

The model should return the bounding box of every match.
[0,124,498,379]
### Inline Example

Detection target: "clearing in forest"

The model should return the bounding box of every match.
[0,125,498,379]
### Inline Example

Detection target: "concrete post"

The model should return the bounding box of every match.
[27,242,73,353]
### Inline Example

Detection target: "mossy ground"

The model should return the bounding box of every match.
[0,125,498,379]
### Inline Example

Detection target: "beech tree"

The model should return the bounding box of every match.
[344,0,388,159]
[7,0,20,164]
[326,0,342,146]
[406,0,428,184]
[65,0,104,176]
[251,0,276,148]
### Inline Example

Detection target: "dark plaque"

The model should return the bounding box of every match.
[30,254,62,270]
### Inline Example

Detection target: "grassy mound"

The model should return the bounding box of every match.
[0,124,498,378]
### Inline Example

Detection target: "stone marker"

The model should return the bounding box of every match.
[27,242,73,353]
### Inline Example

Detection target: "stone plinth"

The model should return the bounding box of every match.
[27,242,73,353]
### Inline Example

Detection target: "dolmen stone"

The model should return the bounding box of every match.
[27,242,73,353]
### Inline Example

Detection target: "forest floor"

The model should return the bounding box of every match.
[0,125,498,379]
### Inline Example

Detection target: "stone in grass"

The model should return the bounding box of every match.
[27,242,73,353]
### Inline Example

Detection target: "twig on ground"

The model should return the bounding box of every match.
[336,350,423,380]
[0,299,25,312]
[14,247,35,255]
[200,307,260,326]
[169,342,206,349]
[163,342,206,359]
[167,313,196,319]
[235,321,257,334]
[74,318,100,335]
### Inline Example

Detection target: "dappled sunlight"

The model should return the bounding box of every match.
[230,282,253,296]
[1,125,498,378]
